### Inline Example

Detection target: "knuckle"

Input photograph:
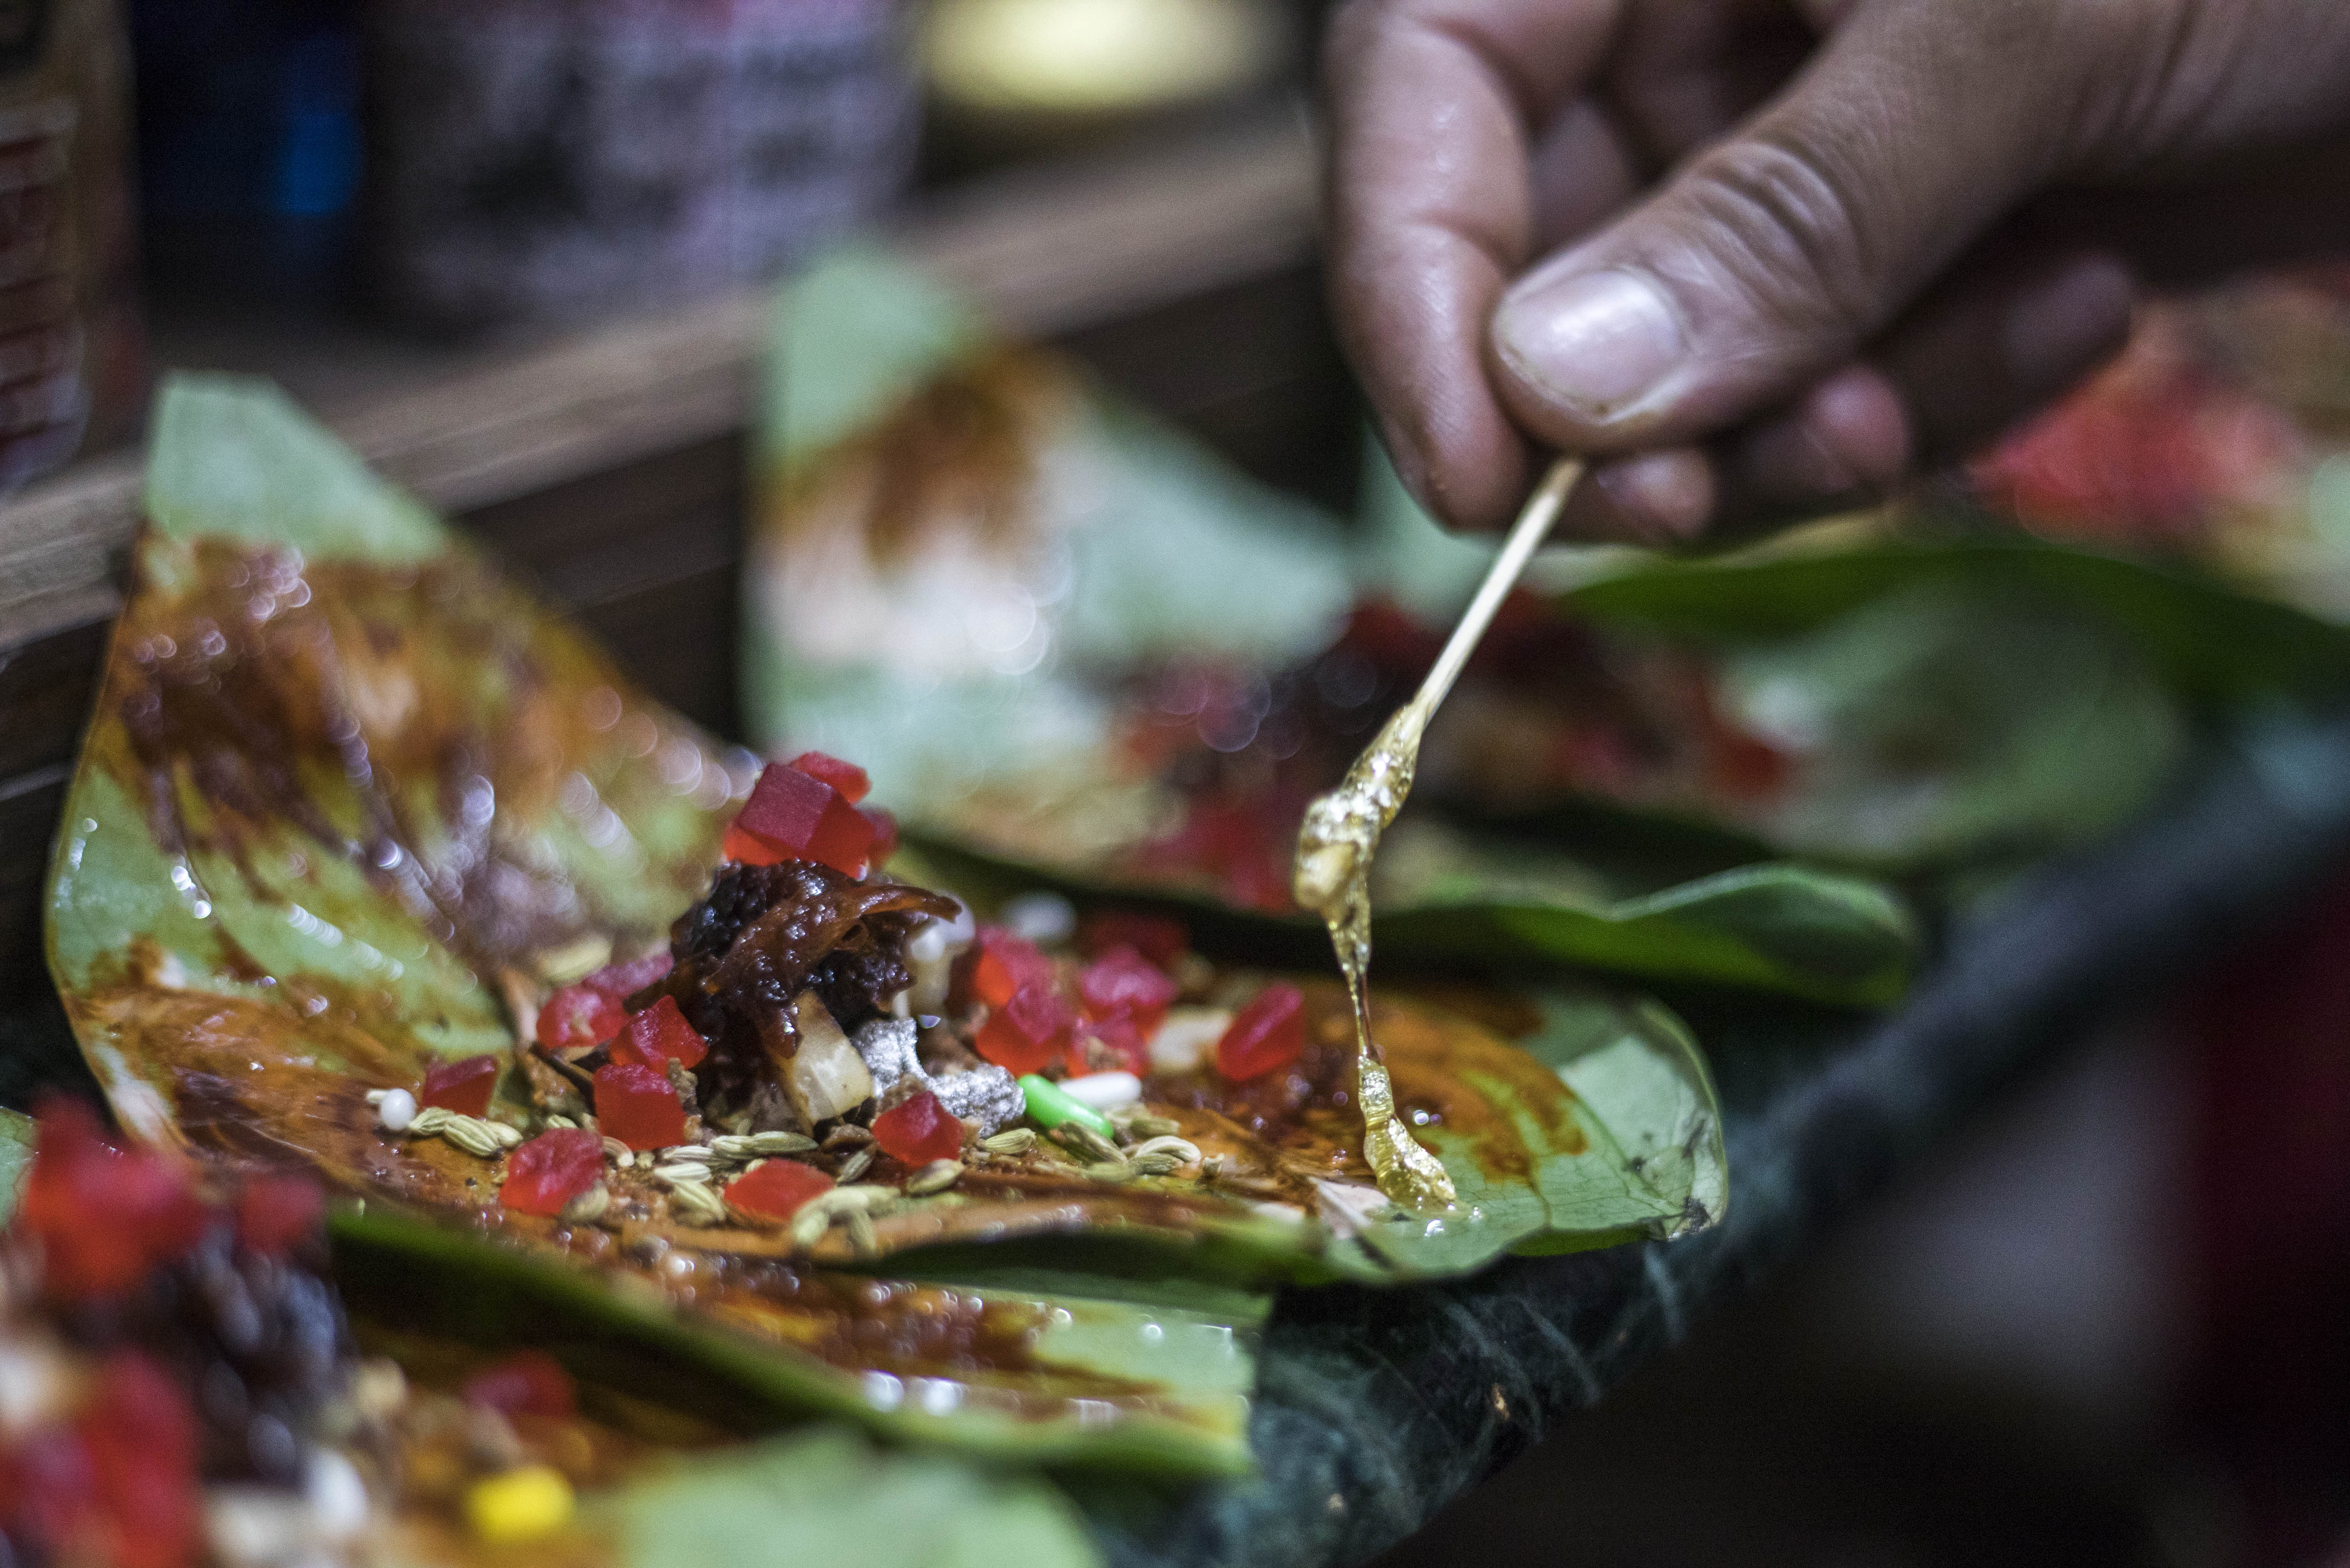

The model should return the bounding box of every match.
[1666,134,1883,340]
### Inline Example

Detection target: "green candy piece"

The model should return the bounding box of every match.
[1018,1075,1117,1141]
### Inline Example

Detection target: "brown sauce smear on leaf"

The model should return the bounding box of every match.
[104,535,709,978]
[774,348,1063,567]
[1152,982,1585,1184]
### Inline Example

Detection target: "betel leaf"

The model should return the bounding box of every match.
[329,1205,1261,1475]
[908,830,1917,1008]
[599,1428,1099,1568]
[1708,581,2187,865]
[43,376,1261,1476]
[1566,532,2350,708]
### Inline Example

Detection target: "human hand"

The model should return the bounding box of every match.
[1324,0,2350,539]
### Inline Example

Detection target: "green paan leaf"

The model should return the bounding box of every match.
[911,830,1917,1009]
[45,377,1723,1468]
[1568,532,2350,708]
[46,377,1259,1476]
[598,1427,1099,1568]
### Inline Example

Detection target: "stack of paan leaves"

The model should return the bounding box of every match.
[749,251,2350,978]
[0,1100,1101,1568]
[43,377,1727,1557]
[747,251,1919,1007]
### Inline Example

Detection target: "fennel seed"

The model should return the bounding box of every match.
[981,1128,1036,1156]
[836,1147,875,1183]
[905,1160,963,1196]
[558,1184,610,1224]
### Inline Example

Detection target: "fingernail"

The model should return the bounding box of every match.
[1496,269,1686,422]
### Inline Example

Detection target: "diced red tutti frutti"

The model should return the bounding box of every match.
[462,1349,577,1420]
[1078,946,1179,1033]
[593,1061,687,1151]
[787,750,870,803]
[1078,909,1189,967]
[967,927,1054,1010]
[1215,983,1307,1081]
[233,1173,324,1257]
[500,1128,605,1216]
[19,1098,208,1299]
[7,1350,204,1568]
[535,982,625,1055]
[871,1091,964,1165]
[975,981,1074,1075]
[419,1053,501,1117]
[724,761,877,877]
[535,950,673,1053]
[609,994,708,1072]
[723,1159,834,1223]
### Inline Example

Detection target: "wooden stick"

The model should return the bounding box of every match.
[1402,455,1585,727]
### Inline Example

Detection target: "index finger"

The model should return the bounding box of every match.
[1322,0,1624,530]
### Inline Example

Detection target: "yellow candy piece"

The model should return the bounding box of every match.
[465,1465,575,1543]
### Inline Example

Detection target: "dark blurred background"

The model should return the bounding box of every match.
[10,2,2350,1564]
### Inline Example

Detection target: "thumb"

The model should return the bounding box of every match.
[1489,0,2096,454]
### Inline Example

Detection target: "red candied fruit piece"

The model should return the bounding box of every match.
[500,1128,605,1217]
[19,1099,209,1299]
[1214,983,1307,1082]
[975,981,1073,1075]
[1077,910,1189,967]
[1078,946,1179,1034]
[535,983,625,1055]
[462,1349,577,1421]
[534,952,671,1054]
[609,994,707,1073]
[862,806,899,869]
[787,750,870,804]
[593,1061,687,1151]
[234,1174,323,1258]
[871,1091,964,1165]
[966,927,1053,1011]
[726,762,877,878]
[723,1159,834,1223]
[77,1351,199,1568]
[419,1053,501,1117]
